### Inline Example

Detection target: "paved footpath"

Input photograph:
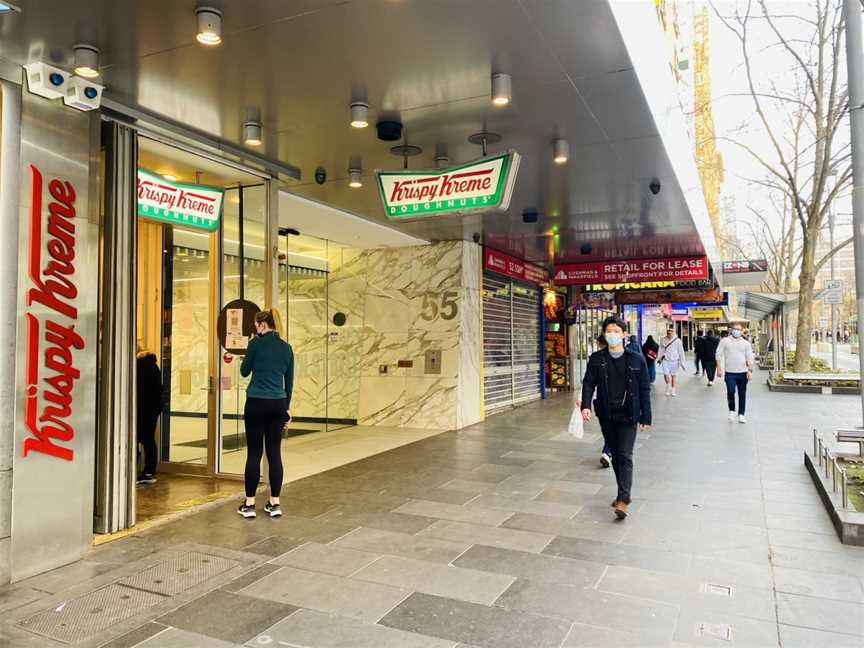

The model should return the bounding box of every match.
[1,368,863,647]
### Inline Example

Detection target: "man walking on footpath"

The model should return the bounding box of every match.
[693,330,705,376]
[657,325,686,396]
[701,329,720,386]
[716,323,755,423]
[581,316,652,520]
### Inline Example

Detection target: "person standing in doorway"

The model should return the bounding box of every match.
[238,310,295,519]
[693,330,704,376]
[701,329,720,386]
[136,349,163,485]
[642,335,659,385]
[716,323,755,424]
[657,325,686,396]
[581,316,651,519]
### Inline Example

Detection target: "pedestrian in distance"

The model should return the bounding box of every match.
[238,310,295,519]
[136,348,163,485]
[642,335,659,385]
[581,315,652,520]
[715,323,755,424]
[693,330,705,376]
[701,329,720,386]
[657,325,686,396]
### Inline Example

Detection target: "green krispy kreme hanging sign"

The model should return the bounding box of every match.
[137,168,224,231]
[377,151,521,220]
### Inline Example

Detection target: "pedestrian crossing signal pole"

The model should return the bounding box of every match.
[843,0,864,425]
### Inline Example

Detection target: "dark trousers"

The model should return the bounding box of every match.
[599,417,638,504]
[137,413,159,475]
[244,397,287,498]
[647,360,656,383]
[724,372,748,415]
[694,355,702,373]
[704,360,717,383]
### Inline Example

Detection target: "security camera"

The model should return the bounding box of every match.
[314,167,327,185]
[649,178,661,195]
[24,62,70,100]
[472,232,481,244]
[63,76,103,111]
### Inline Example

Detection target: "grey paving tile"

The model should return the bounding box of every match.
[544,536,691,574]
[533,488,596,507]
[776,592,864,636]
[395,500,514,526]
[271,541,381,576]
[673,608,780,647]
[0,584,47,614]
[562,622,670,647]
[246,608,456,648]
[97,622,168,648]
[497,475,603,496]
[333,527,471,564]
[686,556,774,590]
[772,565,864,602]
[86,537,162,566]
[379,591,571,648]
[136,627,240,648]
[765,512,836,535]
[468,493,583,519]
[496,579,678,640]
[438,479,502,495]
[352,555,514,605]
[241,536,305,557]
[240,565,408,623]
[471,463,528,478]
[220,564,282,593]
[19,559,115,594]
[317,510,437,534]
[779,623,864,648]
[418,520,553,553]
[770,545,864,576]
[246,515,356,544]
[768,528,847,552]
[503,512,629,543]
[157,590,296,644]
[452,544,605,587]
[136,521,270,551]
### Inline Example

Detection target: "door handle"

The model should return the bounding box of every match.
[199,376,214,394]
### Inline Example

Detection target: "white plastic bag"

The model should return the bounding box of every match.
[568,407,584,439]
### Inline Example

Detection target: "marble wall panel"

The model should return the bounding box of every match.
[462,241,482,291]
[401,377,459,430]
[411,241,463,292]
[357,376,407,426]
[364,288,411,333]
[457,282,483,429]
[365,248,414,292]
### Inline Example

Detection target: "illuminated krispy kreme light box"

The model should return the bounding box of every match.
[554,256,708,286]
[377,152,521,220]
[137,168,224,231]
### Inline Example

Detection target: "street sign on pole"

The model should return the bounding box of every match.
[822,279,844,305]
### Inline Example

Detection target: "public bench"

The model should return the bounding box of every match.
[836,428,864,457]
[782,373,860,383]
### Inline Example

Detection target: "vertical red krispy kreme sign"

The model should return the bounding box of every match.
[553,256,708,286]
[22,165,83,461]
[484,248,549,285]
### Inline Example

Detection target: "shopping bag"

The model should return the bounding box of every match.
[568,407,584,439]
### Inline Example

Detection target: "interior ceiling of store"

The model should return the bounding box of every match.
[0,0,707,267]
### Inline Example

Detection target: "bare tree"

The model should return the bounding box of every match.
[712,0,853,371]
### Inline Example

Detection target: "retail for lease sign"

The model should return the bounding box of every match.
[553,256,708,286]
[137,168,224,231]
[377,152,520,219]
[484,247,549,285]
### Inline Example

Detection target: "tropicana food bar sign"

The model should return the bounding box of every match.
[377,152,521,220]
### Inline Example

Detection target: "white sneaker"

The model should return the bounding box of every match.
[600,453,611,468]
[665,387,671,396]
[738,415,747,424]
[707,381,713,386]
[671,390,677,397]
[728,411,736,422]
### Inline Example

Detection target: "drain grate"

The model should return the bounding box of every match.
[18,584,163,644]
[119,551,239,596]
[703,583,734,597]
[698,623,733,641]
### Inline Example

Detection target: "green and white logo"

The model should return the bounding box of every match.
[137,168,224,231]
[376,152,520,220]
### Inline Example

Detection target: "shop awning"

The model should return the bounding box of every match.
[736,292,814,322]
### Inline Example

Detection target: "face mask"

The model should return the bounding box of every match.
[605,333,623,347]
[731,330,742,338]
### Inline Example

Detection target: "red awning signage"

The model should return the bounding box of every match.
[484,248,549,285]
[554,256,708,286]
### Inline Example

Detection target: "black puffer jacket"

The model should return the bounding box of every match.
[581,348,652,426]
[136,353,164,421]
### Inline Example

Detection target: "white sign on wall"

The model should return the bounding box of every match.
[822,279,844,305]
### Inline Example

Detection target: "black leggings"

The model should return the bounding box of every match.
[244,397,286,498]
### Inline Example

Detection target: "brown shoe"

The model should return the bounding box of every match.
[611,500,618,508]
[614,501,629,519]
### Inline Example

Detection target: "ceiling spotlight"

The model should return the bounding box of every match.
[350,101,369,128]
[0,2,22,14]
[243,120,262,146]
[196,6,223,46]
[491,73,512,106]
[348,167,363,188]
[553,139,569,165]
[162,173,178,182]
[435,144,449,170]
[73,43,100,78]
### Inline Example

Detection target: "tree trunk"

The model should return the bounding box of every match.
[793,233,817,372]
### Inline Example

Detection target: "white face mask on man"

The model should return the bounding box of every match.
[731,329,743,338]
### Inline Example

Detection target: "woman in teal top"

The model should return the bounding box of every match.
[237,310,294,519]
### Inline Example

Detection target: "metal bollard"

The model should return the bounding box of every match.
[824,448,831,478]
[814,429,818,457]
[832,458,839,492]
[817,437,823,465]
[842,469,849,509]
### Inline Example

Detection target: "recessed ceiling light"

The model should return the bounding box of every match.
[162,173,178,182]
[350,101,369,128]
[73,43,100,78]
[243,120,262,146]
[0,2,22,14]
[491,73,512,106]
[553,139,569,165]
[196,6,223,46]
